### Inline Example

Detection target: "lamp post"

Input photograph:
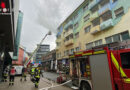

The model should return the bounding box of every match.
[24,31,51,66]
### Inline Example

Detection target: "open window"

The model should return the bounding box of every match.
[120,52,130,69]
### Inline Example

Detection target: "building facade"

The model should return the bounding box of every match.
[56,0,130,71]
[0,0,19,81]
[42,50,56,71]
[35,44,50,63]
[13,11,23,60]
[12,46,26,65]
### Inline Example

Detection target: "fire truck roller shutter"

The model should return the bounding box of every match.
[89,54,113,90]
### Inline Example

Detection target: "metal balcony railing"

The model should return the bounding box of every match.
[100,18,114,30]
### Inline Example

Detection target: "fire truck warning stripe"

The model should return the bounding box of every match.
[111,52,127,78]
[124,78,130,83]
[93,50,105,54]
[82,53,92,56]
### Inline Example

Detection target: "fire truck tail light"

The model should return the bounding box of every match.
[1,2,6,8]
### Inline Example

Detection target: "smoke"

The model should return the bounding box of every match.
[36,0,84,33]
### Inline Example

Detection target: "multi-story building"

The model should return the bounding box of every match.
[0,0,19,81]
[56,0,130,71]
[13,11,23,60]
[42,49,56,71]
[35,44,50,63]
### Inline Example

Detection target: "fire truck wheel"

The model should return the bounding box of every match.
[80,82,91,90]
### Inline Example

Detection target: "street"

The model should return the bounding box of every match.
[0,75,73,90]
[43,72,59,82]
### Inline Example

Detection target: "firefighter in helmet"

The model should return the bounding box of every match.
[34,66,41,88]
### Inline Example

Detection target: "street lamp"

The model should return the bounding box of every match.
[24,31,52,66]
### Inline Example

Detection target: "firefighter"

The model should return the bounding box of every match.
[31,67,35,76]
[30,67,35,82]
[20,66,27,81]
[34,67,41,88]
[3,67,8,82]
[9,66,16,86]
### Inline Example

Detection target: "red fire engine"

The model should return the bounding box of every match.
[69,41,130,90]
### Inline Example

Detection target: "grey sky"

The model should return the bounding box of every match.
[19,0,84,52]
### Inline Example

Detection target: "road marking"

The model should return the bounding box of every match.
[39,80,72,90]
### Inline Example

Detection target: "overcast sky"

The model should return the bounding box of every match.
[19,0,84,52]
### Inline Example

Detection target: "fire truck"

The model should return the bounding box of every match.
[69,41,130,90]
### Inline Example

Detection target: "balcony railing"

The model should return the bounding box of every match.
[89,0,101,9]
[91,25,100,35]
[90,11,99,21]
[98,3,112,15]
[65,39,74,47]
[64,29,73,37]
[100,19,114,30]
[64,20,73,30]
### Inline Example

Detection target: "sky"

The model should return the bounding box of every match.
[19,0,84,52]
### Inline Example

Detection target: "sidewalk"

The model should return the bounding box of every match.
[0,75,73,90]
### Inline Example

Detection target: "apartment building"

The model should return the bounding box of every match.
[56,0,130,71]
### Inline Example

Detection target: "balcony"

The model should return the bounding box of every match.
[65,39,74,47]
[89,0,101,9]
[91,25,100,35]
[64,29,73,37]
[90,11,99,21]
[64,20,73,30]
[98,3,112,15]
[100,19,114,30]
[56,46,60,51]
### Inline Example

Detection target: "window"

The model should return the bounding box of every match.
[100,0,109,7]
[75,47,80,52]
[113,34,120,42]
[120,52,130,69]
[75,32,79,38]
[112,0,117,3]
[74,22,79,29]
[84,25,91,33]
[69,34,73,39]
[106,36,112,44]
[105,31,129,44]
[92,18,100,27]
[84,14,90,22]
[101,11,112,22]
[114,7,124,18]
[74,14,78,19]
[83,3,88,12]
[91,5,98,13]
[86,42,93,49]
[71,48,74,54]
[94,40,102,46]
[66,50,69,55]
[121,31,130,41]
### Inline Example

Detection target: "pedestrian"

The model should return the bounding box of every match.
[34,67,41,88]
[9,66,16,86]
[20,66,27,81]
[3,67,8,82]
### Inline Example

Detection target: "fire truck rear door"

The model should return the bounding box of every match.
[89,54,113,90]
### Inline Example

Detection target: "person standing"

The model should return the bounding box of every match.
[9,66,16,85]
[3,67,8,82]
[20,66,27,81]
